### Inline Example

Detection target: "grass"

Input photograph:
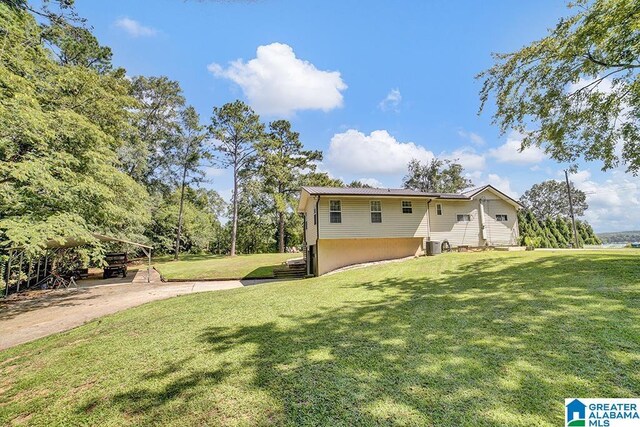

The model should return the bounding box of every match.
[153,252,298,280]
[1,250,639,426]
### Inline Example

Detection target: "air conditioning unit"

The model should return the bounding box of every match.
[426,240,441,256]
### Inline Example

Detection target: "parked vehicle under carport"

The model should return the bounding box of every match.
[103,253,128,279]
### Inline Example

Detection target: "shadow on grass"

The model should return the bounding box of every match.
[0,289,99,321]
[197,254,640,425]
[90,253,640,425]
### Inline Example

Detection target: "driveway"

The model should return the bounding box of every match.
[0,276,276,351]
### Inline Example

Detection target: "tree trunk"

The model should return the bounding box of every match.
[230,166,239,257]
[174,165,188,261]
[278,210,285,253]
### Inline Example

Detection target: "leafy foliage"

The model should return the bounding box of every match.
[402,158,473,193]
[479,0,640,173]
[0,3,149,254]
[123,75,186,191]
[148,189,222,254]
[209,100,264,256]
[347,180,373,188]
[519,180,588,219]
[168,106,210,259]
[256,120,322,252]
[302,172,345,188]
[517,209,601,248]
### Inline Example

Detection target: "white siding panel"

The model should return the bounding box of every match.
[429,200,483,246]
[304,197,318,245]
[483,197,519,245]
[318,197,428,239]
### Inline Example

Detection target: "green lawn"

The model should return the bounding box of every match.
[1,250,639,426]
[153,252,298,280]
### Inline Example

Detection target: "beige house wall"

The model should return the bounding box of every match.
[317,196,428,239]
[317,237,423,276]
[428,189,518,247]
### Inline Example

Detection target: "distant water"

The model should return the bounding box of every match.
[599,243,628,248]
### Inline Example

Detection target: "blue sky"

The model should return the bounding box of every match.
[75,0,640,232]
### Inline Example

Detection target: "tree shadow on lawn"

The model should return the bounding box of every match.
[196,253,640,426]
[0,289,100,321]
[78,356,231,420]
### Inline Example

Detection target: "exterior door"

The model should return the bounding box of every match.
[308,245,315,276]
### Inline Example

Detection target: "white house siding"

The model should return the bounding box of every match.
[482,197,519,246]
[317,197,429,239]
[429,200,483,246]
[304,197,318,245]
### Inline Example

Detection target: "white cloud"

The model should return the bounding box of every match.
[485,173,518,198]
[208,43,347,116]
[489,131,546,164]
[568,169,640,231]
[114,17,158,37]
[444,147,486,172]
[357,178,384,188]
[457,130,485,146]
[327,129,434,175]
[567,77,614,95]
[378,88,402,112]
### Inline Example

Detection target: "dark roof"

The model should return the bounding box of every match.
[300,184,522,206]
[301,186,437,197]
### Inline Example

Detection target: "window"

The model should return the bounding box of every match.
[496,214,508,222]
[457,214,471,222]
[329,200,341,223]
[370,200,382,223]
[402,200,413,214]
[436,203,443,215]
[313,206,317,225]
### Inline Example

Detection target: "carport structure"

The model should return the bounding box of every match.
[2,233,153,297]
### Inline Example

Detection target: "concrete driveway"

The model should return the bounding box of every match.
[0,277,275,351]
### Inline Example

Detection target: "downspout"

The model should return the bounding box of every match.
[315,196,320,276]
[301,211,307,275]
[426,199,432,256]
[426,199,432,241]
[479,199,487,245]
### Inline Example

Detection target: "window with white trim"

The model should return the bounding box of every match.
[496,214,508,222]
[456,214,471,222]
[402,200,412,214]
[329,200,341,223]
[436,203,443,215]
[370,200,382,223]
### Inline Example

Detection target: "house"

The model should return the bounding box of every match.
[297,185,522,276]
[566,399,586,424]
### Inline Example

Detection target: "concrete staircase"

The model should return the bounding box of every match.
[273,259,306,279]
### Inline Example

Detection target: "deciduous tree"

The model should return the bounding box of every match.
[479,0,640,173]
[519,180,588,219]
[169,106,209,260]
[125,76,185,190]
[0,2,149,254]
[402,158,472,193]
